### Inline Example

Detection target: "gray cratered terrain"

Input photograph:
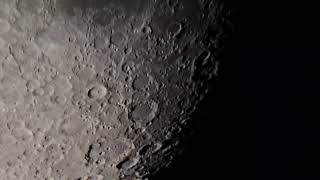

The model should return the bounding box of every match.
[0,0,228,179]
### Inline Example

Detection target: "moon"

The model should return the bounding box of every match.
[0,0,229,179]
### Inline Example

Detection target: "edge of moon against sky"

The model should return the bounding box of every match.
[0,0,229,179]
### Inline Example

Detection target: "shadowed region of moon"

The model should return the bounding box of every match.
[0,0,230,179]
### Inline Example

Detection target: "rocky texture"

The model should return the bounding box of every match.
[0,0,230,179]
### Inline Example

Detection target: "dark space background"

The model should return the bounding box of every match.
[152,1,315,179]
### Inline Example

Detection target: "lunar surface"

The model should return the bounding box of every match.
[0,0,229,179]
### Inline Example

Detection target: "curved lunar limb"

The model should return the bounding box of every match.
[0,0,229,179]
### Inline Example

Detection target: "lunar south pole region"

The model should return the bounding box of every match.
[0,0,230,179]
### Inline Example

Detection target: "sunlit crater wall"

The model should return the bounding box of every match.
[0,0,229,179]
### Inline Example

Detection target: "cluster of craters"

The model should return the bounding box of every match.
[0,0,228,179]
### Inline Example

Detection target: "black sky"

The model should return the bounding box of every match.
[153,1,314,179]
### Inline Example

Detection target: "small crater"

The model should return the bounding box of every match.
[110,32,127,47]
[77,66,96,83]
[88,84,107,99]
[26,79,41,93]
[0,86,22,106]
[2,55,20,77]
[11,128,33,142]
[71,92,86,106]
[142,25,153,34]
[192,50,213,81]
[85,138,134,167]
[51,93,67,105]
[43,84,55,96]
[108,92,123,105]
[132,74,150,90]
[116,156,140,170]
[131,101,158,122]
[89,101,102,113]
[122,61,135,74]
[44,142,64,165]
[167,22,183,39]
[33,88,45,96]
